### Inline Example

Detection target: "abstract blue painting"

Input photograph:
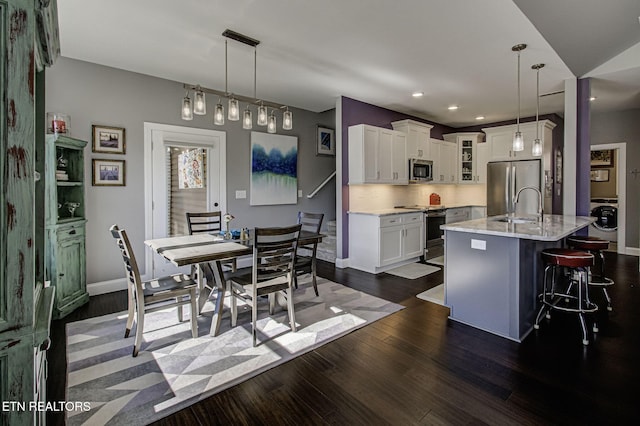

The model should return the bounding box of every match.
[250,132,298,205]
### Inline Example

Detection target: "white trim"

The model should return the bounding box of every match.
[335,257,349,269]
[625,247,640,257]
[590,142,626,254]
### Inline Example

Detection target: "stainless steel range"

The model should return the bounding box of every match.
[394,205,446,259]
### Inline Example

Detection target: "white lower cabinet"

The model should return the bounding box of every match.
[349,212,424,274]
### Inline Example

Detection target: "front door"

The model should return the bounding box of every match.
[144,123,226,278]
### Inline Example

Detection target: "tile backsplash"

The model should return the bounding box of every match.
[349,184,486,211]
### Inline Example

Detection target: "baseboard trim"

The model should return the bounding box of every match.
[87,278,127,296]
[335,257,349,269]
[624,246,640,257]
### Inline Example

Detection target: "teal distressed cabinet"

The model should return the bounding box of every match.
[0,0,60,425]
[45,136,89,319]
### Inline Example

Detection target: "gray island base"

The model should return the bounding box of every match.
[442,215,594,342]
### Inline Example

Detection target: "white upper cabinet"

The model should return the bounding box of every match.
[431,138,457,184]
[443,132,484,184]
[391,119,433,159]
[348,124,408,184]
[483,120,556,161]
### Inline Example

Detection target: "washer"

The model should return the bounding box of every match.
[589,198,618,242]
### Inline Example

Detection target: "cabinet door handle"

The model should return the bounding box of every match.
[69,229,77,235]
[377,171,380,179]
[59,273,65,277]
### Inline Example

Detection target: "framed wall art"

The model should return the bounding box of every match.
[92,159,125,186]
[316,126,335,156]
[92,125,126,154]
[250,132,297,205]
[590,149,612,167]
[590,169,609,182]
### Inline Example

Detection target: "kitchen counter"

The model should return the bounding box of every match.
[441,214,595,241]
[348,204,485,216]
[443,214,593,343]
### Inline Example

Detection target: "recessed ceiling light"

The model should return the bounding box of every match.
[412,91,424,98]
[590,96,597,101]
[448,105,458,110]
[475,116,485,120]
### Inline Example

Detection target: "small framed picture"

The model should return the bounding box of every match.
[590,169,609,182]
[590,149,612,167]
[92,159,125,186]
[92,125,126,154]
[316,126,335,156]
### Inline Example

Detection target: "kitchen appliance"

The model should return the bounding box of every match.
[589,198,618,242]
[487,159,541,217]
[409,158,433,183]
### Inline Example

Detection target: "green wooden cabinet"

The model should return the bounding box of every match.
[1,1,60,424]
[45,135,89,319]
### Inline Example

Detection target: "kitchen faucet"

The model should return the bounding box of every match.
[515,186,543,221]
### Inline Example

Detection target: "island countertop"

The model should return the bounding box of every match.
[441,214,595,241]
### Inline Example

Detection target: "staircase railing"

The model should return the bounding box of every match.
[307,171,336,199]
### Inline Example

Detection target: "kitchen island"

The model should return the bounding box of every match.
[441,214,594,342]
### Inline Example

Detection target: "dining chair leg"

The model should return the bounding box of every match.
[124,288,135,338]
[189,290,198,338]
[293,273,298,289]
[268,293,276,315]
[177,299,184,322]
[252,298,258,347]
[133,309,144,357]
[286,288,297,332]
[231,290,238,327]
[311,257,319,297]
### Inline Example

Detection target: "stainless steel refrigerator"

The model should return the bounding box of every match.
[486,159,542,217]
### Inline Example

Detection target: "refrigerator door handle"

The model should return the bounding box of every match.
[512,165,517,214]
[505,166,510,215]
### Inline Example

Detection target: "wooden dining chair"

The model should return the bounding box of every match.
[186,211,237,272]
[229,224,302,347]
[109,224,198,357]
[293,212,324,296]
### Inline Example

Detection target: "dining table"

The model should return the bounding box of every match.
[144,230,323,336]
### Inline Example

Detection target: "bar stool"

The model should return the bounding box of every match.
[534,248,598,345]
[567,235,614,311]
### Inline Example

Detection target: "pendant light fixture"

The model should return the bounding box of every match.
[181,92,193,121]
[180,29,294,133]
[257,102,268,126]
[193,86,206,115]
[214,99,224,125]
[512,44,527,152]
[267,110,277,133]
[531,63,545,157]
[282,107,293,130]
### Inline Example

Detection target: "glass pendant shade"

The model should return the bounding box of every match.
[513,131,524,151]
[532,138,542,157]
[242,108,253,129]
[283,109,293,130]
[194,89,206,115]
[267,111,277,134]
[228,97,240,121]
[214,102,225,125]
[181,95,193,121]
[257,104,268,126]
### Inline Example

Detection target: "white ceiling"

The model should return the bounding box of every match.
[57,0,640,128]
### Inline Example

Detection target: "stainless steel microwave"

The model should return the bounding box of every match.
[409,158,433,183]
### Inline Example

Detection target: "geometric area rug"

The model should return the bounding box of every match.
[65,277,404,425]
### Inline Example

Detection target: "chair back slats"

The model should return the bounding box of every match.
[186,211,223,234]
[110,224,144,297]
[253,224,301,283]
[297,212,324,234]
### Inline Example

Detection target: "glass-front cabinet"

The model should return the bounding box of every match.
[443,132,485,184]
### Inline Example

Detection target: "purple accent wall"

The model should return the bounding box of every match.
[340,97,455,257]
[576,78,591,217]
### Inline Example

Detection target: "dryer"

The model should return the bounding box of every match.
[589,198,618,242]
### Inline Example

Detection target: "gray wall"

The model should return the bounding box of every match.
[591,108,639,248]
[46,58,336,284]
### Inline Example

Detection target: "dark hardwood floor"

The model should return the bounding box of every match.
[47,253,640,425]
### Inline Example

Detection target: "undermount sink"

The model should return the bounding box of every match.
[494,216,539,224]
